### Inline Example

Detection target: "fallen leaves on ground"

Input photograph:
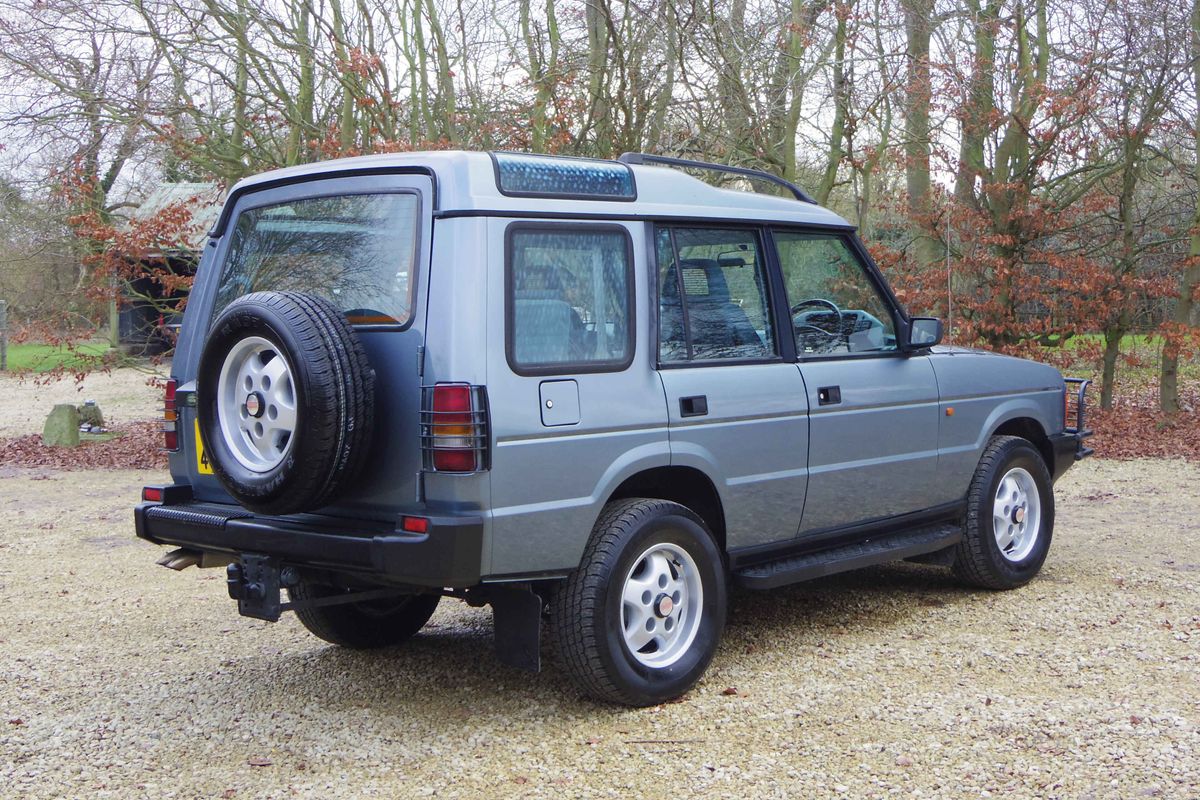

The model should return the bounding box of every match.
[0,389,1197,472]
[1087,388,1200,461]
[0,421,168,471]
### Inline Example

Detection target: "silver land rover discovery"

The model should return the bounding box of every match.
[136,151,1092,706]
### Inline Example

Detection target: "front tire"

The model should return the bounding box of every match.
[289,582,440,649]
[552,499,727,706]
[954,435,1054,589]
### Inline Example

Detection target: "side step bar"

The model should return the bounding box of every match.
[734,523,963,590]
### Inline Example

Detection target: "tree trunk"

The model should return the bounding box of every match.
[901,0,939,268]
[1161,0,1200,412]
[286,0,314,164]
[815,2,848,203]
[522,0,560,152]
[329,0,357,153]
[424,0,457,143]
[954,0,999,204]
[1100,324,1123,409]
[586,0,612,156]
[231,0,250,174]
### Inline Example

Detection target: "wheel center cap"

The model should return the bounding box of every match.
[244,392,265,418]
[655,594,674,618]
[1013,506,1026,524]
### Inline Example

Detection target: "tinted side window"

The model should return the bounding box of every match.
[774,232,898,356]
[507,226,633,373]
[657,227,776,362]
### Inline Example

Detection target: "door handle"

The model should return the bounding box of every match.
[817,386,841,406]
[680,395,708,417]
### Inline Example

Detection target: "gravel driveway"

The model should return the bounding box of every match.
[1,372,1197,798]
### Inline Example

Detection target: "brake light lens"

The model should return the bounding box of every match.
[422,383,488,473]
[163,379,179,451]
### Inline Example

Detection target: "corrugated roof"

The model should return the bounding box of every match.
[131,182,223,251]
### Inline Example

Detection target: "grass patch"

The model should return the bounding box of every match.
[1062,332,1162,351]
[1,342,112,373]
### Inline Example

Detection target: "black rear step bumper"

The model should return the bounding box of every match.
[135,491,484,589]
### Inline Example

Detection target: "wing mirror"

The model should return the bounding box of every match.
[906,317,943,349]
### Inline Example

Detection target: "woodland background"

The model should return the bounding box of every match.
[0,0,1197,441]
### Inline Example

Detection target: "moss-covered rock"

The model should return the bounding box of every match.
[42,404,80,447]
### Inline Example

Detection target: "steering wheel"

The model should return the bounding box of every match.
[790,298,842,319]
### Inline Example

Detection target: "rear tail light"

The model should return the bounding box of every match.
[163,379,179,451]
[421,383,489,473]
[400,515,429,534]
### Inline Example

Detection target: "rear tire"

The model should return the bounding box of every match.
[552,498,726,706]
[954,435,1054,590]
[289,582,440,649]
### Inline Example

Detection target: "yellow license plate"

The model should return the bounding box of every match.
[195,419,214,475]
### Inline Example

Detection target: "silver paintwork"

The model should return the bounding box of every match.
[216,336,297,472]
[170,152,1074,584]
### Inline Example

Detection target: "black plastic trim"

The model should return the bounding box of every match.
[1049,432,1090,481]
[136,502,484,588]
[728,500,966,571]
[734,522,963,590]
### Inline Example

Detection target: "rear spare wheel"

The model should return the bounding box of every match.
[197,291,375,515]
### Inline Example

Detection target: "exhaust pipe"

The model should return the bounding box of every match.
[156,548,203,571]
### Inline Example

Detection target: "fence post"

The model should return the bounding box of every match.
[0,299,7,372]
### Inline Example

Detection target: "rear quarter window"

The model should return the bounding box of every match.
[506,225,634,375]
[214,192,419,325]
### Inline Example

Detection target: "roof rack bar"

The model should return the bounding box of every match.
[617,152,817,204]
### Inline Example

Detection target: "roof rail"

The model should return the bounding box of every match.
[617,152,817,204]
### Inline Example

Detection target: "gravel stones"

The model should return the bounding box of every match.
[0,369,1196,798]
[0,461,1196,798]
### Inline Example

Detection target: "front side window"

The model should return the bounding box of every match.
[507,226,633,373]
[774,232,898,356]
[215,192,419,325]
[657,227,776,362]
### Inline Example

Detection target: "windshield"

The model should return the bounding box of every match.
[214,192,419,325]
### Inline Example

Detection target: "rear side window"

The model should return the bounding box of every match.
[657,227,776,362]
[214,192,419,325]
[506,225,634,374]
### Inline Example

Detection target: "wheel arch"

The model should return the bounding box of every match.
[991,416,1053,472]
[606,466,727,553]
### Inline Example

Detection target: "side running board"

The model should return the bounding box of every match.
[733,523,963,590]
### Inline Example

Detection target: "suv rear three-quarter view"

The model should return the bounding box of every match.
[135,151,1093,706]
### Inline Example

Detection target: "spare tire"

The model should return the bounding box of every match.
[197,291,375,515]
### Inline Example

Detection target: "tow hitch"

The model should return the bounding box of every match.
[225,555,407,622]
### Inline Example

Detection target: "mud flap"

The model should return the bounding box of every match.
[490,585,542,673]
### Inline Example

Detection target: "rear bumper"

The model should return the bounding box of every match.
[135,491,484,588]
